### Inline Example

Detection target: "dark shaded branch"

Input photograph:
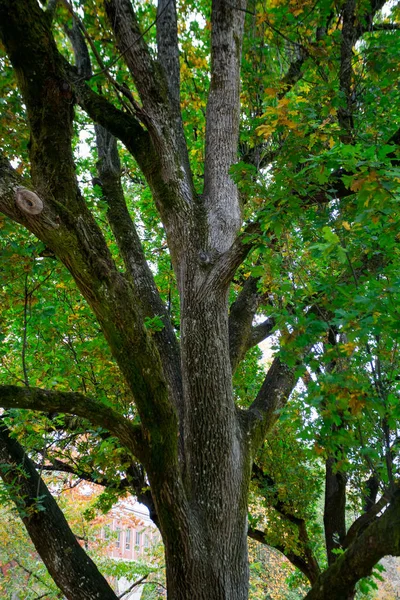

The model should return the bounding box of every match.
[367,23,400,31]
[251,463,321,584]
[342,492,389,550]
[356,0,394,36]
[229,277,274,371]
[324,456,347,566]
[66,22,184,420]
[304,489,400,600]
[337,0,356,138]
[11,558,54,593]
[246,357,297,452]
[0,385,145,461]
[204,222,261,296]
[0,420,119,600]
[248,528,319,585]
[156,0,180,117]
[104,0,167,116]
[34,458,129,489]
[278,50,308,100]
[249,319,275,348]
[363,474,380,512]
[67,63,155,173]
[229,277,263,370]
[118,574,148,599]
[36,456,160,528]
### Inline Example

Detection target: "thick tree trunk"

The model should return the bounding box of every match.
[164,526,249,600]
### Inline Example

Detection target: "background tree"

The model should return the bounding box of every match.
[0,0,400,599]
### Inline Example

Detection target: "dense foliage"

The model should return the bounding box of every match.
[0,0,400,599]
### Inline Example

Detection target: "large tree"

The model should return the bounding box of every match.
[0,0,400,599]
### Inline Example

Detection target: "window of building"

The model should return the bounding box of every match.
[144,534,149,548]
[116,528,121,548]
[135,531,141,546]
[125,528,131,550]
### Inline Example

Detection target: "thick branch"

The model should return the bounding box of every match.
[0,385,145,460]
[342,492,389,550]
[248,528,319,585]
[304,490,400,600]
[0,421,119,600]
[66,21,183,416]
[203,0,247,253]
[155,0,191,176]
[229,277,273,371]
[203,222,260,295]
[246,357,297,453]
[94,126,183,413]
[251,463,321,584]
[249,319,275,348]
[324,457,347,566]
[104,0,168,117]
[156,0,180,117]
[229,277,262,370]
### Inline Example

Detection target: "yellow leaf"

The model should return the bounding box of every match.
[342,221,351,231]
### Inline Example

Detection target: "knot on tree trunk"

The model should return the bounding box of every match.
[15,187,44,215]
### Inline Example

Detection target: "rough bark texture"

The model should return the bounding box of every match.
[0,0,399,599]
[0,421,118,600]
[304,491,400,600]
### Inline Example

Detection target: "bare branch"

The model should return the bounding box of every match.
[248,319,275,348]
[324,457,347,565]
[366,22,400,31]
[337,0,357,138]
[203,222,261,296]
[118,574,149,599]
[229,277,262,370]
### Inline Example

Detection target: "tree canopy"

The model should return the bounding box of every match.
[0,0,400,599]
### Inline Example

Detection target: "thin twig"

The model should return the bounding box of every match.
[118,574,148,599]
